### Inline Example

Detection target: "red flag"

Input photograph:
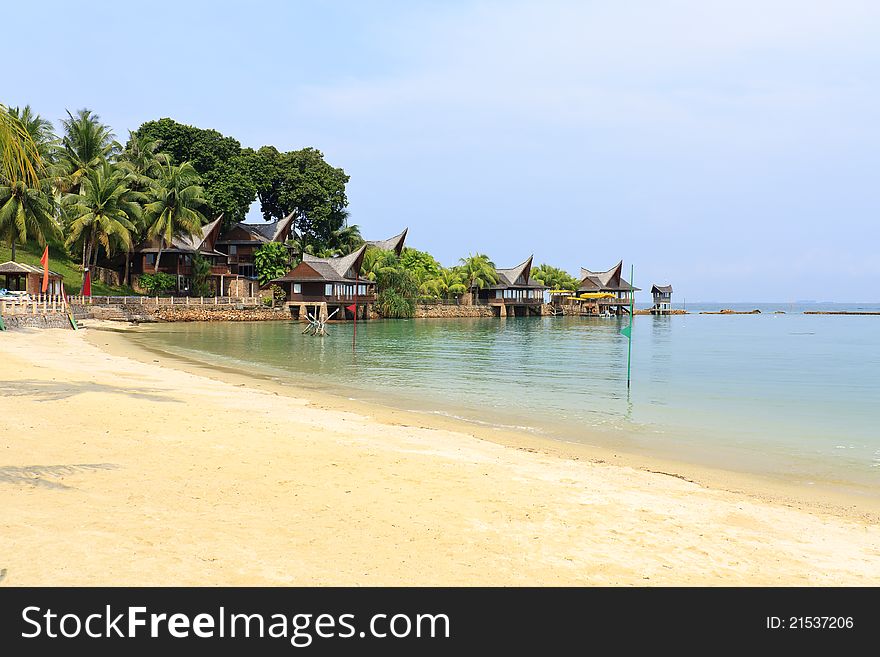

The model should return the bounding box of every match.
[40,246,49,293]
[82,269,92,297]
[346,304,356,313]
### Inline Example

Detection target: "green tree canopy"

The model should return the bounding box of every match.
[132,118,256,225]
[58,109,119,193]
[252,145,349,253]
[458,253,498,291]
[0,106,58,261]
[62,161,141,270]
[531,263,579,290]
[399,247,441,284]
[253,241,292,286]
[142,161,208,272]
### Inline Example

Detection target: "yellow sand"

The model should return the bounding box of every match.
[0,327,877,586]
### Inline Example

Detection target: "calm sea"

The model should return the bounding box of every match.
[126,303,880,496]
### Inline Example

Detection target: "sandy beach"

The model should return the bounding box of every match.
[0,326,878,586]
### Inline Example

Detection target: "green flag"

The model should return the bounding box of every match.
[620,325,631,339]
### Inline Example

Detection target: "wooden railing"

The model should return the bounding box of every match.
[476,297,543,305]
[0,294,67,316]
[288,294,377,303]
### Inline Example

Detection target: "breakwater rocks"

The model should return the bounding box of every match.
[699,309,762,314]
[804,311,880,316]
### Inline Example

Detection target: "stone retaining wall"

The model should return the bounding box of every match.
[412,304,496,318]
[2,314,71,329]
[78,304,290,323]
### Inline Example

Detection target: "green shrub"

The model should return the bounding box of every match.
[139,273,177,294]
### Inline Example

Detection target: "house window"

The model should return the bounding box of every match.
[325,284,333,296]
[293,283,301,294]
[229,245,237,255]
[145,254,156,265]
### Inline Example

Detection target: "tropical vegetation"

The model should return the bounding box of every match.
[1,100,584,307]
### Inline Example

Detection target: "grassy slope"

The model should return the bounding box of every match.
[0,240,136,296]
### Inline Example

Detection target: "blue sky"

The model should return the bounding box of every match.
[7,0,879,301]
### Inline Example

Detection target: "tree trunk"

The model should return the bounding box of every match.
[123,249,131,286]
[154,246,163,273]
[11,241,16,262]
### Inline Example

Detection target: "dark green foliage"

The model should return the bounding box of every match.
[132,119,256,225]
[253,241,291,286]
[190,253,212,296]
[399,247,440,284]
[361,248,419,318]
[376,288,415,318]
[139,272,177,293]
[531,264,579,290]
[252,146,350,253]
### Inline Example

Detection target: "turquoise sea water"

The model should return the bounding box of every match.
[126,307,880,495]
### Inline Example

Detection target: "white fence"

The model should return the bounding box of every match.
[0,294,67,316]
[67,295,263,307]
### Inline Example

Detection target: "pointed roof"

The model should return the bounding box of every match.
[577,260,641,292]
[651,284,673,294]
[135,216,227,256]
[476,255,546,290]
[224,211,296,244]
[274,245,368,283]
[496,255,533,287]
[172,216,223,252]
[0,261,62,277]
[366,228,408,256]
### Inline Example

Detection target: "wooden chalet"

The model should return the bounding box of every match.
[471,256,546,317]
[216,212,296,278]
[651,284,673,314]
[130,217,243,295]
[273,245,375,321]
[575,260,639,315]
[0,261,63,295]
[365,228,408,256]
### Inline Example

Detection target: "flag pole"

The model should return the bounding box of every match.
[353,273,358,350]
[627,264,634,389]
[619,264,635,390]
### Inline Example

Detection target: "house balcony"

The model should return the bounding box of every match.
[479,297,543,305]
[288,293,377,304]
[177,265,233,276]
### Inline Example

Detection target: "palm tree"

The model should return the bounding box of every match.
[329,223,363,252]
[0,106,57,260]
[7,106,57,162]
[0,177,59,261]
[421,268,467,300]
[532,263,578,290]
[142,161,207,272]
[62,161,141,271]
[0,103,42,187]
[458,253,498,302]
[58,109,119,193]
[118,133,168,283]
[120,132,168,188]
[360,247,398,282]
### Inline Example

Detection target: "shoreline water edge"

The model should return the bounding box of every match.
[0,325,877,586]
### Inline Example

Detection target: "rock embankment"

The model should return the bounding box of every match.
[411,304,496,318]
[1,314,72,329]
[78,304,289,323]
